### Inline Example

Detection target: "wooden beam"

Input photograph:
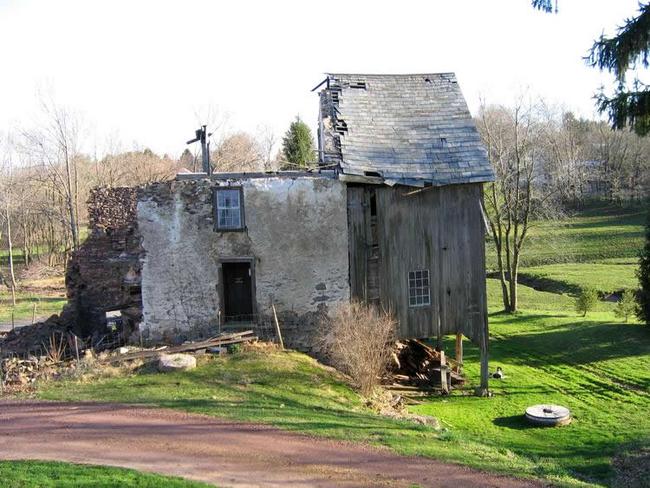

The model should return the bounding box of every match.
[455,332,463,374]
[272,303,284,351]
[439,350,449,394]
[476,311,490,396]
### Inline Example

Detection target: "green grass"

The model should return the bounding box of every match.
[37,296,650,487]
[27,203,650,486]
[486,204,645,269]
[0,276,67,324]
[413,311,650,487]
[518,261,639,296]
[0,460,210,487]
[0,291,66,324]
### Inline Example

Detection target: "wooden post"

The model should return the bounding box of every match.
[32,303,37,324]
[73,335,80,364]
[455,332,463,374]
[439,350,449,394]
[271,303,284,351]
[11,311,14,332]
[476,311,490,396]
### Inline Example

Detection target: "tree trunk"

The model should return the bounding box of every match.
[493,236,510,311]
[5,202,17,305]
[22,220,29,267]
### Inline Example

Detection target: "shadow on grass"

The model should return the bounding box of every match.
[492,415,538,430]
[490,321,650,367]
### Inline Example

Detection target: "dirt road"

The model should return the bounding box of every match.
[0,401,540,487]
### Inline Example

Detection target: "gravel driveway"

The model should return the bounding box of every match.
[0,400,541,487]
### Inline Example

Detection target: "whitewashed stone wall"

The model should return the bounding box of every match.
[137,176,349,348]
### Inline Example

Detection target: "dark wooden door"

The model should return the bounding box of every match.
[222,262,253,320]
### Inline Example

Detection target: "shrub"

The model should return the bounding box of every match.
[320,302,396,395]
[575,288,598,317]
[638,209,650,325]
[615,290,638,323]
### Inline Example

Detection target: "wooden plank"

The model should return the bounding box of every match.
[271,303,284,350]
[374,183,487,343]
[455,332,463,374]
[347,187,367,301]
[439,351,449,394]
[107,331,256,363]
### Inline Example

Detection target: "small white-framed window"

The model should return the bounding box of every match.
[214,187,244,231]
[408,269,431,307]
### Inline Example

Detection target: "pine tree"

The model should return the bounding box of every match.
[576,288,598,317]
[281,117,315,170]
[638,209,650,324]
[615,290,638,323]
[533,2,650,136]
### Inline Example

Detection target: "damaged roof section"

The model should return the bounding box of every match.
[318,73,494,187]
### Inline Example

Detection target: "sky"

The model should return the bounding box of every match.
[0,0,645,158]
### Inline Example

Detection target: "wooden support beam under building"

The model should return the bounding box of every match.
[455,332,463,374]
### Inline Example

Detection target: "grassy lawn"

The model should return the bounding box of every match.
[37,293,649,487]
[414,311,650,487]
[0,460,210,487]
[21,203,650,486]
[518,261,639,295]
[0,276,66,324]
[486,204,645,269]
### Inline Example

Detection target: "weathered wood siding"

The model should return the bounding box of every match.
[347,187,367,301]
[348,183,487,344]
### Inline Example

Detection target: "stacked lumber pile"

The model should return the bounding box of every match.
[107,330,257,363]
[387,339,464,398]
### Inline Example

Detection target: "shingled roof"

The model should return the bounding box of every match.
[318,73,494,187]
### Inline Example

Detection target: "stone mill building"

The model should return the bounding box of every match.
[67,73,495,386]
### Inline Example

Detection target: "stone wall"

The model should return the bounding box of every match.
[137,175,350,350]
[65,187,142,339]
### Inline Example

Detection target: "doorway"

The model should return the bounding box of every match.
[222,261,254,322]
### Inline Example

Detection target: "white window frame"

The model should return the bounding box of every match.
[408,269,431,307]
[214,187,245,231]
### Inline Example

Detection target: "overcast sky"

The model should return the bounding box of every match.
[0,0,645,157]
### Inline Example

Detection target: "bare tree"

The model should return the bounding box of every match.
[478,99,561,313]
[256,124,278,171]
[0,137,18,304]
[19,94,84,252]
[212,132,264,172]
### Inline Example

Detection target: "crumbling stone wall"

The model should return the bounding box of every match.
[65,187,143,339]
[137,176,350,350]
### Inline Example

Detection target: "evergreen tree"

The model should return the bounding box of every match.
[615,290,638,323]
[638,209,650,324]
[281,116,315,169]
[533,1,650,135]
[576,288,598,317]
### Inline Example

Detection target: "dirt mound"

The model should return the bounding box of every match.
[0,316,70,358]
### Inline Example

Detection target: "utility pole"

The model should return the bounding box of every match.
[186,125,212,175]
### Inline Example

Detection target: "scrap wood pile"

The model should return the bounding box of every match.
[1,334,79,393]
[107,330,257,363]
[1,356,60,392]
[386,339,464,399]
